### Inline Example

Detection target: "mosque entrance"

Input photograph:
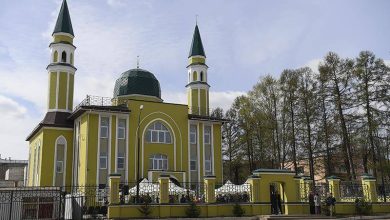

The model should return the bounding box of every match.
[269,182,285,215]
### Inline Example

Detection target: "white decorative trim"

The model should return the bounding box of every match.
[211,124,214,175]
[47,65,76,74]
[187,121,191,182]
[43,127,73,131]
[96,115,101,185]
[47,109,72,113]
[140,118,176,178]
[186,83,210,90]
[126,115,129,182]
[117,94,163,102]
[202,123,205,176]
[197,123,200,181]
[115,116,118,173]
[134,111,183,179]
[53,136,67,186]
[53,32,74,38]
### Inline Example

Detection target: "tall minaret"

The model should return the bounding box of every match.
[186,24,209,116]
[47,0,76,112]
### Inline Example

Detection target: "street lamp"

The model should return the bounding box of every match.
[136,105,144,203]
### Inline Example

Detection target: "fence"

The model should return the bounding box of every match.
[377,184,390,202]
[0,186,109,220]
[0,187,63,220]
[119,181,160,204]
[339,181,365,202]
[215,182,251,203]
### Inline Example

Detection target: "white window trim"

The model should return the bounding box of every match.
[146,122,172,144]
[53,136,66,186]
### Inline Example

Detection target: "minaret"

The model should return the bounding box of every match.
[186,24,209,116]
[47,0,76,112]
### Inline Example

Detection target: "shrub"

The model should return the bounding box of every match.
[355,198,372,216]
[138,196,153,218]
[185,201,201,218]
[232,203,245,217]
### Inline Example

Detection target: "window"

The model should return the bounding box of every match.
[56,161,63,173]
[118,119,126,139]
[193,71,197,81]
[117,157,125,170]
[200,72,204,81]
[53,51,58,62]
[99,156,107,169]
[205,160,211,172]
[149,154,168,170]
[100,117,109,138]
[61,51,66,62]
[204,126,211,144]
[145,121,172,143]
[190,125,197,144]
[190,160,197,171]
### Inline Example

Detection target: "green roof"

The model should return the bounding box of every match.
[188,25,206,58]
[113,68,161,99]
[53,0,74,36]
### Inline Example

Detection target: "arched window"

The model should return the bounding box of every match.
[193,71,197,81]
[54,136,66,186]
[70,53,74,65]
[188,72,190,82]
[53,51,58,62]
[149,154,168,170]
[61,51,67,63]
[200,72,204,81]
[145,121,172,143]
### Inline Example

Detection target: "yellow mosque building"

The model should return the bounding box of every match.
[26,0,225,187]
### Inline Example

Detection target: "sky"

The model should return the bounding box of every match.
[0,0,389,160]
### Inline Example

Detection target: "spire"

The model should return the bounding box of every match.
[53,0,74,36]
[188,24,206,58]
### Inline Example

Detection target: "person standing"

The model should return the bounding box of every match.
[276,190,283,214]
[314,193,321,214]
[309,191,315,214]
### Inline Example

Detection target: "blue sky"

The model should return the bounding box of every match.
[0,0,389,159]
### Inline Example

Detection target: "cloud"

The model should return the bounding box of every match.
[304,58,322,73]
[0,95,27,118]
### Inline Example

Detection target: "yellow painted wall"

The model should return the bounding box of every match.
[189,57,205,64]
[49,72,57,109]
[53,35,73,44]
[200,89,206,115]
[78,114,88,186]
[121,98,189,182]
[68,74,74,110]
[40,128,73,186]
[27,130,43,186]
[191,89,198,112]
[86,113,98,185]
[58,72,67,109]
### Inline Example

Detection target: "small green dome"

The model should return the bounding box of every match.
[113,68,161,99]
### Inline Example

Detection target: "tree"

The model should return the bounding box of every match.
[319,52,356,180]
[280,69,300,174]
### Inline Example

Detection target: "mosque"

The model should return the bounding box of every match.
[26,0,225,187]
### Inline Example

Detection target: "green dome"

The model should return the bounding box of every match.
[113,68,161,99]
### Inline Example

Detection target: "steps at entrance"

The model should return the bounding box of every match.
[259,215,335,220]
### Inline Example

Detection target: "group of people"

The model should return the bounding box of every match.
[216,193,250,203]
[308,191,336,216]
